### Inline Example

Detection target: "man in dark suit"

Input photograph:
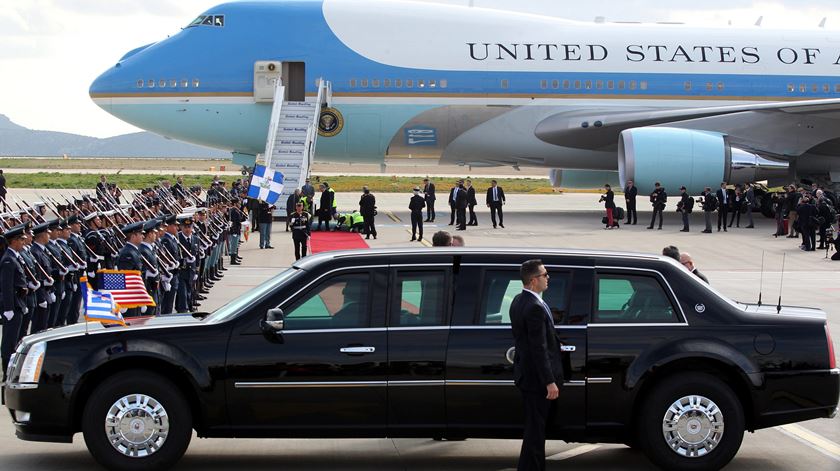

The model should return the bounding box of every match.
[716,182,729,232]
[455,180,468,230]
[1,225,30,376]
[486,179,506,228]
[422,178,436,222]
[624,179,638,225]
[510,259,565,471]
[466,179,478,225]
[448,181,459,226]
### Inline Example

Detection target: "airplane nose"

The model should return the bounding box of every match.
[90,64,120,113]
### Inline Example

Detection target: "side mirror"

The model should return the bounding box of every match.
[261,308,285,333]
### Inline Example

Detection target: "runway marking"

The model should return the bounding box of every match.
[386,210,401,223]
[403,227,431,246]
[777,423,840,462]
[546,444,601,461]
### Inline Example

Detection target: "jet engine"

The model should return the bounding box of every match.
[618,127,788,194]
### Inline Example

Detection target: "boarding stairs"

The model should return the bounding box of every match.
[263,78,331,211]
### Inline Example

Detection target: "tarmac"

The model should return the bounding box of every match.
[0,189,838,470]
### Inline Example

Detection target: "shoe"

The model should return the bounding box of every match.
[702,229,712,233]
[448,223,453,226]
[499,224,504,228]
[231,260,240,265]
[365,236,370,240]
[647,226,653,230]
[724,229,727,232]
[456,227,465,231]
[786,235,796,239]
[374,235,377,239]
[265,246,274,249]
[680,229,689,232]
[410,237,416,241]
[657,227,662,230]
[493,225,497,229]
[746,225,754,228]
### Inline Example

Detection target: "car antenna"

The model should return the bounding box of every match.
[757,250,764,306]
[776,252,786,314]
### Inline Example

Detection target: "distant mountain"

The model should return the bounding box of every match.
[0,114,230,158]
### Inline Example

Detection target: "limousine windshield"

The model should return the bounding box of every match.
[204,268,300,324]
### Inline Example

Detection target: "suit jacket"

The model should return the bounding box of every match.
[0,249,28,314]
[716,188,729,210]
[466,186,477,206]
[448,187,458,207]
[486,186,506,205]
[455,186,468,210]
[624,185,638,206]
[423,183,436,201]
[409,195,425,213]
[510,291,565,392]
[359,193,376,216]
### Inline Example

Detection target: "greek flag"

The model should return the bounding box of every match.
[81,279,125,326]
[247,164,284,205]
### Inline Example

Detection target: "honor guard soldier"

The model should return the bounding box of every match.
[140,219,161,315]
[1,225,30,376]
[289,202,311,260]
[56,219,81,326]
[176,216,199,313]
[67,216,89,324]
[29,221,54,334]
[159,215,181,314]
[228,198,244,265]
[19,225,41,336]
[117,221,145,317]
[409,187,425,242]
[46,219,71,328]
[83,212,107,277]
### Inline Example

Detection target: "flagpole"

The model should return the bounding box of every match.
[82,278,89,336]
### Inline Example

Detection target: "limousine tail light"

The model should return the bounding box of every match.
[826,324,836,370]
[18,342,47,385]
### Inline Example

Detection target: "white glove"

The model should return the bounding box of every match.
[119,308,127,314]
[186,256,196,264]
[2,311,13,321]
[48,293,56,303]
[145,269,159,279]
[140,306,148,314]
[161,274,172,283]
[27,281,41,291]
[38,302,47,309]
[61,292,66,300]
[87,271,96,278]
[72,283,78,292]
[163,281,171,292]
[192,274,198,281]
[75,263,85,271]
[43,278,54,287]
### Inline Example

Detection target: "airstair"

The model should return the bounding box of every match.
[263,78,331,207]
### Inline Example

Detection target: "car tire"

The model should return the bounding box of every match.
[82,369,193,471]
[637,372,744,471]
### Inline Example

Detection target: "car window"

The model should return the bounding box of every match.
[283,273,370,329]
[479,270,571,325]
[391,271,446,326]
[594,273,677,323]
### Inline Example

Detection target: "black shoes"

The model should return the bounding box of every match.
[499,224,504,228]
[647,226,654,230]
[702,229,712,233]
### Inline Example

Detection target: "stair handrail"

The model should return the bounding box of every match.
[263,78,286,169]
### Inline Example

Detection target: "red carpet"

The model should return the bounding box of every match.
[309,231,370,254]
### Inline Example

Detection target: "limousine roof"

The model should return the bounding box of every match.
[292,247,668,270]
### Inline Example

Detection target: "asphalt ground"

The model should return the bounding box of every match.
[1,190,838,470]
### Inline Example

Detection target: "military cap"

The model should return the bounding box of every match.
[142,219,160,233]
[122,221,145,235]
[45,219,61,230]
[74,197,84,204]
[177,215,194,226]
[33,201,46,208]
[56,204,67,212]
[32,221,51,236]
[163,214,177,225]
[56,219,69,230]
[414,186,421,191]
[83,211,101,222]
[65,215,80,226]
[3,224,28,240]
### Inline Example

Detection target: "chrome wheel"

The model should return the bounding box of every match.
[105,394,170,458]
[662,394,724,458]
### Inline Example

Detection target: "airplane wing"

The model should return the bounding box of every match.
[534,98,840,157]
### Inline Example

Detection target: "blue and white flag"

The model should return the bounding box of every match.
[80,279,126,326]
[247,164,284,205]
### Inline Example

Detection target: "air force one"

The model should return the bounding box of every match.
[90,0,840,202]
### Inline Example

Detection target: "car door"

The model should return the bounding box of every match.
[446,262,589,438]
[386,267,451,436]
[225,267,388,435]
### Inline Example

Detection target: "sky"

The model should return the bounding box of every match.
[1,0,839,139]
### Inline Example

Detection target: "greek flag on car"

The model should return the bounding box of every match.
[80,278,125,326]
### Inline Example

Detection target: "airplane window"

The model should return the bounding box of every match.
[607,80,613,90]
[551,79,559,89]
[147,79,155,88]
[159,79,166,88]
[361,79,368,87]
[430,79,436,88]
[169,79,177,88]
[136,80,144,88]
[182,79,189,88]
[500,79,508,89]
[440,79,447,88]
[706,82,713,91]
[349,79,356,88]
[395,79,403,88]
[188,16,205,27]
[629,80,636,90]
[372,79,380,88]
[213,15,225,27]
[640,81,648,90]
[617,80,625,90]
[812,84,819,93]
[193,78,200,88]
[540,80,547,89]
[684,81,692,91]
[563,80,570,89]
[835,84,840,93]
[585,80,592,89]
[799,84,806,93]
[596,80,603,89]
[419,79,426,88]
[574,80,581,89]
[406,79,413,88]
[384,79,391,87]
[823,84,829,93]
[787,84,795,93]
[717,82,724,91]
[201,16,214,26]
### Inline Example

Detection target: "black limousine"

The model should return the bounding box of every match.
[4,248,838,470]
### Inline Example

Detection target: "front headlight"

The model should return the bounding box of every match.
[18,342,47,384]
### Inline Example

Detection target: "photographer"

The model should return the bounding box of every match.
[699,187,716,233]
[600,184,619,229]
[816,193,837,250]
[647,182,667,230]
[677,186,693,232]
[795,194,818,251]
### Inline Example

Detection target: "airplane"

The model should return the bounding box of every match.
[89,0,840,212]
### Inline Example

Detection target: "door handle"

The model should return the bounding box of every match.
[340,346,376,354]
[560,345,576,352]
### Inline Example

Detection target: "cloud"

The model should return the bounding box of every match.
[49,0,192,17]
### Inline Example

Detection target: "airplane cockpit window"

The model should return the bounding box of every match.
[186,15,225,28]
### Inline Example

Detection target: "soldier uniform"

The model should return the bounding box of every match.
[289,208,311,260]
[159,215,181,315]
[176,217,199,313]
[117,221,144,317]
[29,222,54,334]
[1,225,29,376]
[139,220,161,316]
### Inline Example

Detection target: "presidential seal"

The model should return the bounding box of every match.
[318,107,344,137]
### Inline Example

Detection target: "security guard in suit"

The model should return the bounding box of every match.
[409,187,425,242]
[289,203,311,260]
[1,225,30,376]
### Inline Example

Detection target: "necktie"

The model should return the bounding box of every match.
[493,187,498,201]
